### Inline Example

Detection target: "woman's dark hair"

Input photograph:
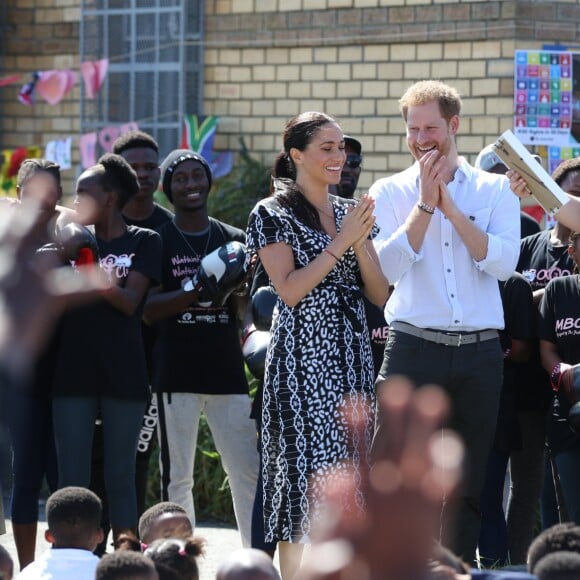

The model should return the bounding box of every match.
[552,157,580,187]
[96,153,140,209]
[144,537,205,580]
[271,111,338,230]
[17,158,61,188]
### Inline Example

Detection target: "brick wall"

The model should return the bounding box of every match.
[1,0,81,196]
[1,0,580,197]
[204,0,580,190]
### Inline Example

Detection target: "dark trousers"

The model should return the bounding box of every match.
[478,447,509,567]
[373,330,503,564]
[553,440,580,524]
[53,396,146,529]
[6,391,58,523]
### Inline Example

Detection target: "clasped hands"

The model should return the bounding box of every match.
[338,194,376,252]
[418,150,457,217]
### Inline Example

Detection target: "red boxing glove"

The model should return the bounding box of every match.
[56,223,99,266]
[551,362,580,404]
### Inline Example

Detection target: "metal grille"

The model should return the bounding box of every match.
[80,0,203,158]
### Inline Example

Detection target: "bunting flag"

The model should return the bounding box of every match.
[18,72,40,105]
[45,138,72,170]
[180,115,233,179]
[11,60,108,106]
[80,122,140,169]
[80,59,109,99]
[36,70,77,106]
[0,146,42,195]
[0,74,22,88]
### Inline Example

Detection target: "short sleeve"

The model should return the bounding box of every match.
[246,201,293,251]
[131,229,162,286]
[538,280,557,344]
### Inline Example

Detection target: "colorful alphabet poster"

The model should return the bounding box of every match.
[514,50,579,146]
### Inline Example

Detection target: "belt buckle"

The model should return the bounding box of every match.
[443,332,462,347]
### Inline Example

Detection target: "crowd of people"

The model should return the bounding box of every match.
[2,78,580,579]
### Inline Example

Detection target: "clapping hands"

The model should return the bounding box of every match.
[339,194,376,251]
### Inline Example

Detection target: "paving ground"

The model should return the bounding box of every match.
[0,517,247,579]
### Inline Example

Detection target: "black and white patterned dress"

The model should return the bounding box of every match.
[246,190,377,543]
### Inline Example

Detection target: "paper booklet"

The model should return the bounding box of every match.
[492,129,569,216]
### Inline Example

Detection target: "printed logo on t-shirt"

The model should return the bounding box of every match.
[177,310,230,325]
[171,253,200,279]
[522,267,572,287]
[100,253,134,281]
[371,324,389,345]
[555,317,580,337]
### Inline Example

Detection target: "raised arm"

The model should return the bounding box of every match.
[508,168,580,231]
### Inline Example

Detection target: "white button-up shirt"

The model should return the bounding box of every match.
[370,159,520,331]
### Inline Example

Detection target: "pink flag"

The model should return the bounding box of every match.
[36,70,77,105]
[81,59,108,99]
[79,132,97,169]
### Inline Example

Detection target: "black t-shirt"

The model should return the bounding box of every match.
[52,226,162,400]
[364,297,388,380]
[515,229,574,410]
[152,218,249,395]
[539,274,580,454]
[517,229,574,291]
[123,203,173,379]
[520,211,541,239]
[123,203,174,230]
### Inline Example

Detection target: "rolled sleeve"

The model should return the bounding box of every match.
[370,174,422,283]
[374,226,422,283]
[472,180,520,281]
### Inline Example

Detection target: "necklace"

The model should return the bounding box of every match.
[172,219,212,262]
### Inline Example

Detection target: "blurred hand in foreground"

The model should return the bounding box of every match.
[302,376,465,580]
[0,200,109,383]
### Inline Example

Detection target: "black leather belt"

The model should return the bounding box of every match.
[390,321,498,347]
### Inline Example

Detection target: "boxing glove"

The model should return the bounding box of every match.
[242,326,270,380]
[56,223,99,266]
[37,223,99,267]
[553,362,580,404]
[185,241,248,307]
[251,286,277,331]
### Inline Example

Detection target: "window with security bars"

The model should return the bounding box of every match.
[80,0,203,158]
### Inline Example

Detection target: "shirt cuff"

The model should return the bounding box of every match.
[473,233,498,271]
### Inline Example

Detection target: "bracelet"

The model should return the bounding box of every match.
[417,201,435,215]
[324,248,339,261]
[550,362,562,391]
